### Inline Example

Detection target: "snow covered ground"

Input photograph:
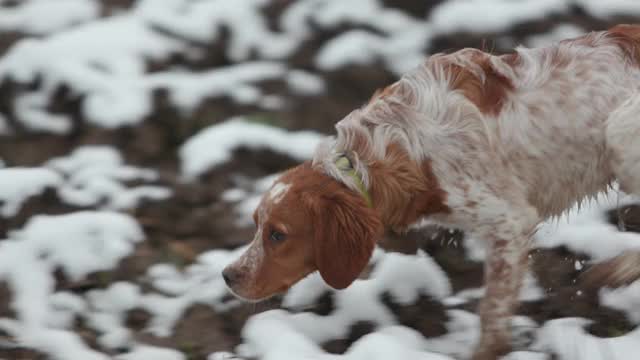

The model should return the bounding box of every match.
[2,1,640,359]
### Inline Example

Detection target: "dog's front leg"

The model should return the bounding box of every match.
[472,216,535,360]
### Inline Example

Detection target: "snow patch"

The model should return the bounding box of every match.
[180,118,323,179]
[0,211,143,359]
[0,0,99,35]
[534,191,640,261]
[0,167,63,217]
[46,146,171,209]
[430,0,569,34]
[532,318,640,359]
[525,24,585,48]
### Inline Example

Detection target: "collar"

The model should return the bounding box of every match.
[334,155,373,208]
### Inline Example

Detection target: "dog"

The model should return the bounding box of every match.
[223,24,640,359]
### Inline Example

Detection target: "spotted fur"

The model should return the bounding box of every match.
[224,25,640,359]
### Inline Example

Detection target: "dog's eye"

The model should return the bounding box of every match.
[270,230,286,243]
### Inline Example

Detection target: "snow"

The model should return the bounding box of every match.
[430,0,569,34]
[9,211,144,280]
[222,173,281,225]
[525,24,586,48]
[372,251,451,304]
[0,211,143,359]
[0,167,62,217]
[137,0,299,61]
[0,14,184,129]
[180,118,324,179]
[577,0,640,18]
[0,211,238,359]
[0,0,99,35]
[0,1,323,133]
[115,345,185,360]
[532,318,640,359]
[600,281,640,324]
[147,62,323,110]
[310,1,433,75]
[0,146,167,217]
[534,191,640,262]
[14,93,73,134]
[287,70,327,95]
[283,0,417,34]
[46,146,171,209]
[316,30,389,70]
[239,250,454,359]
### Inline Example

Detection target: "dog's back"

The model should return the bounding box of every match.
[491,29,640,217]
[402,26,640,221]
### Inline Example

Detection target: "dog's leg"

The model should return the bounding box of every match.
[606,93,640,195]
[472,206,538,360]
[582,94,640,288]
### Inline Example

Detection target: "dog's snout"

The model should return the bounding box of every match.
[222,267,240,287]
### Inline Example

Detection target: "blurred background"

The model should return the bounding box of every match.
[2,1,640,359]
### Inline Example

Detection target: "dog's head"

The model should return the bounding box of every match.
[222,161,383,301]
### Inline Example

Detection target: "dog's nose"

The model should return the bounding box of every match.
[222,267,238,287]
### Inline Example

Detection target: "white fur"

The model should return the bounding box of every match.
[269,182,290,204]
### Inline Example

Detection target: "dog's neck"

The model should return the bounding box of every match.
[363,144,450,232]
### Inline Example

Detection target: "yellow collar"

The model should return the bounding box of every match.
[335,155,373,208]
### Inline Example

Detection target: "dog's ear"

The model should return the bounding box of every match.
[310,191,383,289]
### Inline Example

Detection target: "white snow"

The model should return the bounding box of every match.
[0,0,99,35]
[286,70,326,95]
[0,1,324,133]
[223,173,280,225]
[9,211,144,280]
[137,0,299,61]
[430,0,569,34]
[238,250,453,358]
[115,345,186,360]
[577,0,640,18]
[314,16,432,74]
[532,318,640,359]
[180,118,323,179]
[0,14,184,129]
[525,24,586,48]
[534,191,640,262]
[0,167,62,217]
[147,62,323,111]
[0,146,167,216]
[600,282,640,324]
[46,146,171,209]
[0,211,143,359]
[14,93,73,134]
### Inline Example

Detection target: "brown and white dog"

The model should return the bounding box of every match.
[223,25,640,359]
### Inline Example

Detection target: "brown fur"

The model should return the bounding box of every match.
[367,143,449,231]
[435,49,514,116]
[282,162,383,289]
[302,169,383,288]
[608,24,640,66]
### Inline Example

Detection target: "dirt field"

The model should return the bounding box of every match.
[1,1,640,359]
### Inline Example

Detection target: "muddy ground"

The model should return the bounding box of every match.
[1,1,640,359]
